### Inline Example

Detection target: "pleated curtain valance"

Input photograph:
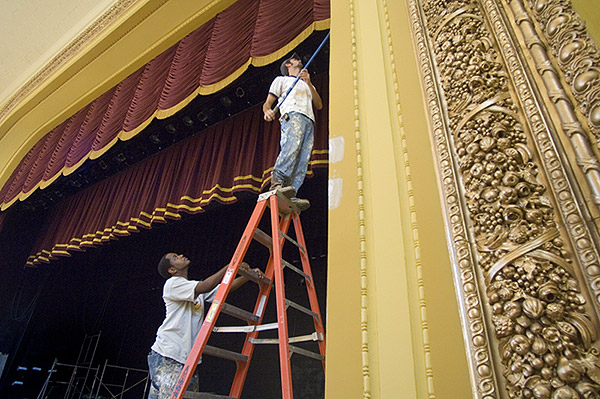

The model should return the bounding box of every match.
[0,0,330,211]
[26,76,329,266]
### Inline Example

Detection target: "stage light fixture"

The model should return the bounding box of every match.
[182,116,194,126]
[220,96,232,107]
[235,87,245,98]
[165,124,177,134]
[149,134,161,144]
[197,110,208,122]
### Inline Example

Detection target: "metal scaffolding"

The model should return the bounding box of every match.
[36,332,150,399]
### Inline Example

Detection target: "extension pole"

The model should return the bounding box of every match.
[273,32,330,115]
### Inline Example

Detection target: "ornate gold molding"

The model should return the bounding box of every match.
[525,0,600,148]
[0,0,138,124]
[507,0,600,207]
[409,0,600,397]
[348,1,371,397]
[408,1,501,395]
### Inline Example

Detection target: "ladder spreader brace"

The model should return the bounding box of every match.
[170,189,326,399]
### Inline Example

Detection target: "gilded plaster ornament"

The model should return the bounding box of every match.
[412,0,600,396]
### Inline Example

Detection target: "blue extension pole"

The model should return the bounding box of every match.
[272,31,330,115]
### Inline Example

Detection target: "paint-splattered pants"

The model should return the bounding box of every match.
[147,350,200,399]
[273,112,315,192]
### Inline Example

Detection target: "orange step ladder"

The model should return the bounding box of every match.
[169,189,326,399]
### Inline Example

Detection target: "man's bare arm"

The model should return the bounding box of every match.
[263,94,278,121]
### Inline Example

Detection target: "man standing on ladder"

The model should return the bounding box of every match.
[263,52,323,211]
[147,253,263,399]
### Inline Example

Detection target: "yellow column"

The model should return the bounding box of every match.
[324,0,364,397]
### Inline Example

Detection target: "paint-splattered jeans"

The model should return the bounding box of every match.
[147,350,199,399]
[273,112,315,192]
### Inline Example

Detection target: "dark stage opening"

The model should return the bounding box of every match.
[1,170,328,399]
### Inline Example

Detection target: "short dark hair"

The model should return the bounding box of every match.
[280,52,301,75]
[158,254,173,279]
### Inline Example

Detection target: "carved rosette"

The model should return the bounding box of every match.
[415,0,600,397]
[525,0,600,146]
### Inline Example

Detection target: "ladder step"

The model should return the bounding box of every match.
[289,345,326,361]
[257,190,298,214]
[220,303,259,323]
[184,392,235,399]
[203,345,248,363]
[249,332,324,345]
[214,322,278,333]
[280,231,306,254]
[281,259,312,284]
[237,267,271,286]
[285,299,319,320]
[252,228,273,250]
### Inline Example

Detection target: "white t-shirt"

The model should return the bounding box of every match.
[151,276,219,364]
[269,76,315,122]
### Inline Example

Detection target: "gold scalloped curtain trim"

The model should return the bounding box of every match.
[0,0,330,211]
[26,158,326,266]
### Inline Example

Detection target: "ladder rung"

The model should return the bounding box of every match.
[281,259,312,284]
[280,231,306,253]
[203,345,248,363]
[249,332,324,345]
[289,345,326,361]
[213,322,279,333]
[285,299,319,320]
[252,228,273,250]
[184,392,235,399]
[237,267,271,286]
[220,303,259,323]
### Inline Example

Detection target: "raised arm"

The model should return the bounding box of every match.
[299,69,322,111]
[194,262,262,297]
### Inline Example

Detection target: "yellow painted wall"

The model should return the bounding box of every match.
[0,0,116,104]
[324,0,364,396]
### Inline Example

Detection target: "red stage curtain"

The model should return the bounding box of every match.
[0,0,330,211]
[26,76,329,266]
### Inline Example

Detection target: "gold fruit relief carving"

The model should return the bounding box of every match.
[418,0,600,397]
[525,0,600,147]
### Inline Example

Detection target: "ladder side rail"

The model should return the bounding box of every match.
[270,195,294,399]
[170,199,269,399]
[37,358,58,399]
[292,214,326,369]
[229,214,293,398]
[88,333,101,365]
[64,365,78,399]
[88,359,100,399]
[119,368,130,399]
[93,360,108,399]
[77,332,100,399]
